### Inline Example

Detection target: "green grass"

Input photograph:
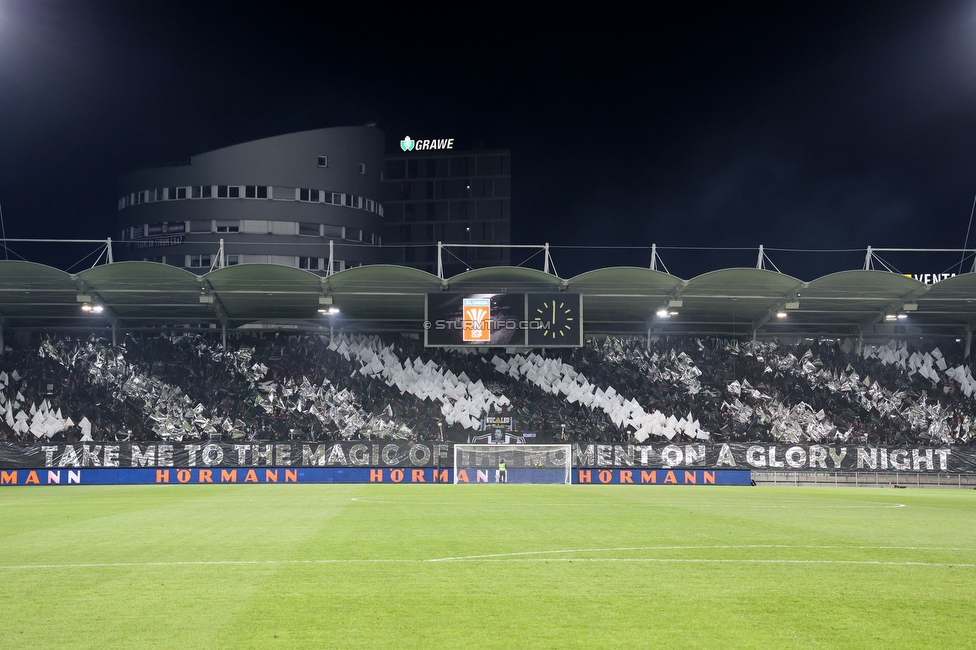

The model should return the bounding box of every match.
[1,484,975,649]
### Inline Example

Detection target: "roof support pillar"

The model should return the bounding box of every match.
[856,328,863,356]
[222,322,227,349]
[437,241,444,279]
[863,246,873,270]
[543,243,550,275]
[327,239,334,277]
[112,322,117,347]
[966,326,972,360]
[106,238,113,264]
[646,328,651,353]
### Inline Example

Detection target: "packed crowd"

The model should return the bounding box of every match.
[0,331,974,446]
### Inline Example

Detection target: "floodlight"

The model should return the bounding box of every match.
[884,314,897,322]
[656,308,669,318]
[776,311,787,318]
[80,304,93,312]
[896,313,907,320]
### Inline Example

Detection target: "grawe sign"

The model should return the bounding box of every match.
[400,136,454,151]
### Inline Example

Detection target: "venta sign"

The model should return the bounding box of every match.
[400,135,454,152]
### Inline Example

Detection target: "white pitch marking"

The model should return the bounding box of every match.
[0,544,971,570]
[457,558,976,568]
[349,497,906,508]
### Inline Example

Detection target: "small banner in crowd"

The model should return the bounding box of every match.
[0,442,971,473]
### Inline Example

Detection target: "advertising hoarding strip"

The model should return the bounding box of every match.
[0,442,970,473]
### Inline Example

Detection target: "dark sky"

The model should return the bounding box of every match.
[1,0,976,278]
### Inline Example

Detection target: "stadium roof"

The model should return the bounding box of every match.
[0,260,974,341]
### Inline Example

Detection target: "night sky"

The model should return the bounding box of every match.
[1,1,975,279]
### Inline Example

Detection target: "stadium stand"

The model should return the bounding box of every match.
[0,332,973,446]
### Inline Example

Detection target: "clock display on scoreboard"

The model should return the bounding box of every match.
[527,293,582,347]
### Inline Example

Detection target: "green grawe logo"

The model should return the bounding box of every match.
[400,136,415,151]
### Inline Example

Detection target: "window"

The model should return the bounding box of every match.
[228,186,240,198]
[216,221,239,233]
[226,255,240,266]
[451,157,468,177]
[176,187,187,199]
[298,222,320,236]
[217,185,228,198]
[188,255,211,268]
[358,163,366,175]
[322,224,342,238]
[193,185,212,199]
[344,194,353,207]
[299,257,320,270]
[345,228,361,241]
[384,160,406,180]
[398,182,411,200]
[300,189,320,202]
[189,221,212,233]
[317,155,328,167]
[365,199,374,212]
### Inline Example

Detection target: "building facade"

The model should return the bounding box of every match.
[117,126,385,273]
[380,147,511,276]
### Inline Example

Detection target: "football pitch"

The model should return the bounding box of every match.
[1,484,975,649]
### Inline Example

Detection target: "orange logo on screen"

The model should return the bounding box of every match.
[462,300,491,342]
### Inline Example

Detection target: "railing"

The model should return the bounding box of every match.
[752,470,976,489]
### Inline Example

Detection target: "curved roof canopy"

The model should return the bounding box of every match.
[0,260,970,340]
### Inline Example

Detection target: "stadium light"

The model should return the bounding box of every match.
[80,303,92,312]
[884,313,897,322]
[897,313,908,320]
[776,311,787,318]
[656,308,669,318]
